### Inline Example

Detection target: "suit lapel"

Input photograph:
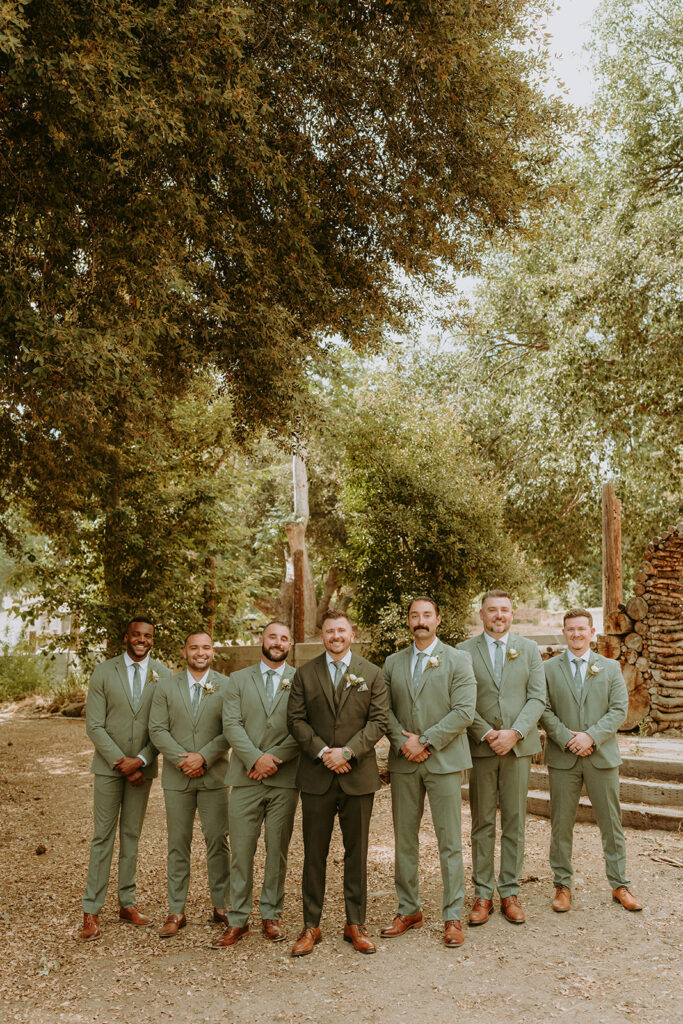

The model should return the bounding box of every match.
[315,655,336,715]
[268,664,295,717]
[476,633,497,687]
[560,652,581,707]
[581,654,598,707]
[413,641,442,702]
[337,654,364,713]
[115,656,135,712]
[178,671,194,720]
[252,664,270,717]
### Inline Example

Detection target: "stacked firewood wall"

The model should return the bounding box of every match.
[597,524,682,732]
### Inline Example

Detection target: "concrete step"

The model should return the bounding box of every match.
[525,788,683,832]
[619,755,683,782]
[528,765,683,808]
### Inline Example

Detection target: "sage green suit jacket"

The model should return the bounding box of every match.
[541,651,627,770]
[457,633,546,758]
[287,652,389,796]
[224,663,299,789]
[383,640,476,774]
[149,669,230,790]
[86,655,169,780]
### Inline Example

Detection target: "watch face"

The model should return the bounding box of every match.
[343,748,352,760]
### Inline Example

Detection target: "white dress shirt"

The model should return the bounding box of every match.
[260,660,287,696]
[411,637,439,675]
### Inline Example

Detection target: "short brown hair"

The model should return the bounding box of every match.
[262,620,291,635]
[481,589,512,606]
[183,629,213,645]
[407,596,440,616]
[321,609,354,628]
[563,607,593,627]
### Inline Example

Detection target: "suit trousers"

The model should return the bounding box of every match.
[391,764,465,920]
[82,773,152,913]
[548,760,629,890]
[163,787,230,913]
[469,752,531,899]
[300,779,374,927]
[228,785,299,927]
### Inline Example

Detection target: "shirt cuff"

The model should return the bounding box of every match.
[318,746,330,759]
[136,753,147,766]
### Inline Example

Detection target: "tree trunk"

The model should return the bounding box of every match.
[286,452,317,643]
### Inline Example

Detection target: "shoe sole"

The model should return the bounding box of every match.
[343,934,376,954]
[501,909,525,923]
[612,898,643,911]
[380,921,423,938]
[159,920,187,938]
[468,916,490,926]
[291,935,322,956]
[212,931,249,948]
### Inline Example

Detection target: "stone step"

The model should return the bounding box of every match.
[619,755,683,782]
[527,765,683,808]
[525,788,683,832]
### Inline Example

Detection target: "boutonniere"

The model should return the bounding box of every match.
[150,670,159,683]
[345,673,368,692]
[198,679,215,695]
[426,656,440,669]
[280,677,291,690]
[588,663,600,676]
[507,648,519,660]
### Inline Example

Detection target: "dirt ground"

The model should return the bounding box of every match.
[0,713,681,1024]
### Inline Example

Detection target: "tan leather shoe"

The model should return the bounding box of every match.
[500,895,525,923]
[612,886,643,911]
[291,927,322,956]
[551,886,571,913]
[81,913,101,940]
[119,905,151,927]
[343,924,376,954]
[468,898,493,925]
[444,920,464,947]
[159,913,186,938]
[212,908,229,926]
[380,912,423,937]
[212,924,249,948]
[262,919,286,941]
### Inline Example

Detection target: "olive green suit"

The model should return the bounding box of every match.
[223,662,299,927]
[384,640,476,920]
[457,633,546,900]
[149,669,230,913]
[287,652,389,927]
[83,655,168,914]
[541,651,629,890]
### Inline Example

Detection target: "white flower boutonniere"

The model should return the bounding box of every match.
[588,663,600,677]
[280,677,291,690]
[507,648,519,661]
[150,670,159,683]
[426,656,440,669]
[200,679,215,696]
[346,673,368,692]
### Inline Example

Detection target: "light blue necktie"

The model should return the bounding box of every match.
[493,640,504,686]
[131,664,142,710]
[573,658,584,700]
[412,651,425,694]
[191,682,202,718]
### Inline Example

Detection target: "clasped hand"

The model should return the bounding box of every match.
[114,756,145,786]
[566,730,594,756]
[248,753,283,781]
[400,731,430,762]
[177,752,206,777]
[322,747,351,773]
[485,729,519,756]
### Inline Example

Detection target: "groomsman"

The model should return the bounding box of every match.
[381,598,476,948]
[81,617,168,939]
[457,590,545,925]
[542,608,642,913]
[287,611,389,956]
[149,631,231,937]
[214,621,300,948]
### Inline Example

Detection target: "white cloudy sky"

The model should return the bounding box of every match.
[544,0,603,105]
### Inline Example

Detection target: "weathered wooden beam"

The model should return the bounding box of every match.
[602,481,623,620]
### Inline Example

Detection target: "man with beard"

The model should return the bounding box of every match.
[287,611,389,956]
[457,590,545,926]
[214,621,299,948]
[81,617,169,940]
[149,631,231,937]
[381,598,476,948]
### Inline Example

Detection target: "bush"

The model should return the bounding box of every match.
[0,647,59,703]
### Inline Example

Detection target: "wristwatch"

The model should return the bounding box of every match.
[342,746,353,761]
[419,735,429,747]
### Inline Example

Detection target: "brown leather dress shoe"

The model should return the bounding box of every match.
[380,912,423,937]
[159,913,187,938]
[444,920,464,947]
[291,926,322,956]
[612,886,643,911]
[343,924,376,954]
[81,913,101,940]
[500,895,525,923]
[468,898,493,925]
[212,908,229,926]
[212,924,249,948]
[119,905,151,927]
[262,919,286,941]
[551,886,571,913]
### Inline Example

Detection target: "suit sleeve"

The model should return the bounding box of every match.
[286,669,328,760]
[586,663,628,747]
[510,643,546,738]
[455,642,493,744]
[223,676,263,770]
[383,657,409,754]
[345,664,390,757]
[85,665,126,767]
[265,728,301,764]
[423,651,476,751]
[540,666,574,751]
[148,682,188,767]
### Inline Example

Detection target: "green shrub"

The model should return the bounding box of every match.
[0,647,59,703]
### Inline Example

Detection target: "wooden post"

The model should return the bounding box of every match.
[602,481,623,620]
